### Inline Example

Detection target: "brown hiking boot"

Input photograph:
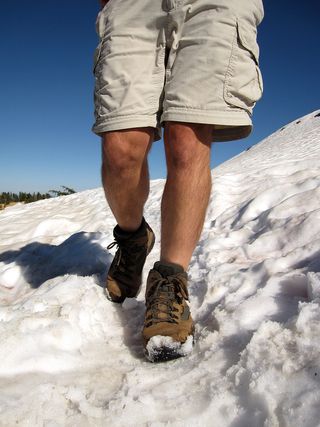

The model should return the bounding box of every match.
[105,218,155,303]
[143,261,194,362]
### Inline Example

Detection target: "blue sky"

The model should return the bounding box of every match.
[0,0,319,193]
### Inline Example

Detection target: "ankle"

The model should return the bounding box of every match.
[155,257,188,271]
[116,217,145,234]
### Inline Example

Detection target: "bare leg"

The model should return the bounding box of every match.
[101,128,154,231]
[161,122,213,270]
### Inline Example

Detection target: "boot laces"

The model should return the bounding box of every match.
[146,276,187,325]
[107,239,144,278]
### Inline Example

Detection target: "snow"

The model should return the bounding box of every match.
[0,110,320,426]
[145,335,194,362]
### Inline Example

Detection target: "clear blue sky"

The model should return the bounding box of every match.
[0,0,319,193]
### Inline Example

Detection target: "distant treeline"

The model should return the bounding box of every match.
[0,191,52,205]
[0,186,76,207]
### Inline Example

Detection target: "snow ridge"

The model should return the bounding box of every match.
[0,110,320,426]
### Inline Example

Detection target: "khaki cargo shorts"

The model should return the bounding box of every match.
[92,0,264,142]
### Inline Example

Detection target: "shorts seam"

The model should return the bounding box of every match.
[160,108,252,138]
[92,115,162,141]
[93,115,158,126]
[162,106,250,117]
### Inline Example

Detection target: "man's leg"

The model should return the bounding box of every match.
[142,122,212,361]
[101,128,154,231]
[161,121,213,270]
[102,127,156,303]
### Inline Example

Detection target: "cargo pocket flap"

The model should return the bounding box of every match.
[224,18,263,113]
[237,20,260,64]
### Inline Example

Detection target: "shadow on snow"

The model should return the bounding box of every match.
[0,232,112,288]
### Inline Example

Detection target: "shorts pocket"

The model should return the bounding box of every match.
[224,18,263,113]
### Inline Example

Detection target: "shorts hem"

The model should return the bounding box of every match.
[92,116,162,141]
[161,108,252,142]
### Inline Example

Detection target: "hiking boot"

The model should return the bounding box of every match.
[143,261,194,362]
[105,218,155,303]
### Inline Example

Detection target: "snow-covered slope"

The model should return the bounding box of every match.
[0,110,320,426]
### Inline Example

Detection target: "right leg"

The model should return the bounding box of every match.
[102,127,156,303]
[92,2,163,303]
[101,127,154,231]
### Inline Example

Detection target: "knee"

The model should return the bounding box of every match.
[102,138,139,175]
[102,129,152,176]
[165,122,212,171]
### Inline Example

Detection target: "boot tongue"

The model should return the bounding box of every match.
[154,261,185,277]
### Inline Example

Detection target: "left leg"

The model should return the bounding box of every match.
[161,121,213,270]
[142,121,212,361]
[142,0,264,360]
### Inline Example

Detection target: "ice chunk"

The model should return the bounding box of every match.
[145,335,193,362]
[307,272,320,300]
